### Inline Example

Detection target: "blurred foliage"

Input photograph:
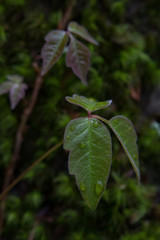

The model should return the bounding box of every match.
[0,0,160,239]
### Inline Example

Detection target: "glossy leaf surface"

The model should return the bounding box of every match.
[68,21,98,45]
[41,30,68,75]
[108,116,140,180]
[66,36,91,85]
[64,117,112,210]
[66,94,112,113]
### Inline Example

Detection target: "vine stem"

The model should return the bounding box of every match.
[0,140,63,202]
[91,114,110,125]
[58,0,76,30]
[0,0,75,233]
[2,64,43,192]
[0,64,43,235]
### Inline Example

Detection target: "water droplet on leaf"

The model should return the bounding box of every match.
[93,121,99,128]
[95,181,104,196]
[66,135,70,139]
[80,182,86,191]
[133,154,137,159]
[80,142,85,148]
[70,126,75,131]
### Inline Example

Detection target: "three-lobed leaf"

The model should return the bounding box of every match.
[64,95,140,209]
[108,115,140,181]
[0,75,27,109]
[66,35,91,85]
[66,94,112,113]
[64,117,112,210]
[41,30,68,76]
[41,22,99,84]
[68,21,98,45]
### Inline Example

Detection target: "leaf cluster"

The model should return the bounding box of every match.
[0,75,27,109]
[41,21,98,85]
[64,95,140,210]
[1,0,160,239]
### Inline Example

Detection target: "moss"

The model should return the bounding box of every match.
[0,0,160,239]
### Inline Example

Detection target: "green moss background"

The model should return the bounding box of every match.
[0,0,160,239]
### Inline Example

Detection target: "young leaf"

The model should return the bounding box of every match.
[0,75,27,109]
[0,75,23,95]
[41,30,68,76]
[7,74,23,83]
[64,117,112,210]
[66,35,91,85]
[108,116,140,181]
[9,83,27,109]
[0,82,13,94]
[68,21,98,45]
[66,94,112,113]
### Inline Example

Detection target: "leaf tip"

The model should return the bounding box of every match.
[93,39,99,46]
[81,77,88,86]
[107,100,112,106]
[65,96,70,103]
[41,69,45,76]
[10,102,16,110]
[87,202,97,211]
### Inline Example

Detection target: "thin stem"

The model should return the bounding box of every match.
[28,221,39,240]
[2,68,43,192]
[0,1,75,233]
[91,114,110,125]
[58,0,76,30]
[0,65,43,235]
[0,140,63,201]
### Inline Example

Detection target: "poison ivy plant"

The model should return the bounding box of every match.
[0,75,27,109]
[41,21,98,85]
[64,94,140,210]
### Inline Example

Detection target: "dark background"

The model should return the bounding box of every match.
[0,0,160,239]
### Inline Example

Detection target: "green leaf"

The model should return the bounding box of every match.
[108,116,140,181]
[66,35,91,85]
[68,21,98,45]
[41,30,68,76]
[66,94,112,113]
[63,117,112,210]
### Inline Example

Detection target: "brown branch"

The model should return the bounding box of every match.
[0,140,63,202]
[58,0,75,30]
[28,221,39,240]
[0,63,43,236]
[0,0,75,235]
[3,64,42,190]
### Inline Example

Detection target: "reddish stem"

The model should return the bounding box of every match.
[0,64,43,235]
[0,0,75,235]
